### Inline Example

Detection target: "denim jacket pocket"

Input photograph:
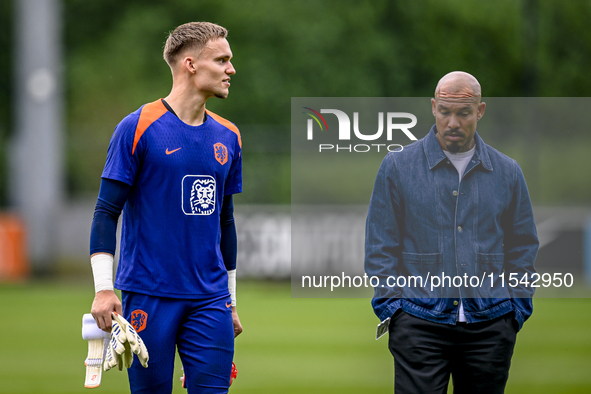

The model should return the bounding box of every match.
[400,252,442,299]
[476,253,509,298]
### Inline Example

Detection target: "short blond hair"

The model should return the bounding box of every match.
[163,22,228,66]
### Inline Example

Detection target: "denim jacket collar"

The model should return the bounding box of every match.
[423,124,493,172]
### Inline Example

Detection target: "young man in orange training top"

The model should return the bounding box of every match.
[89,22,242,393]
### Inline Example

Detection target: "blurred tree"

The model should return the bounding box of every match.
[1,0,590,205]
[536,1,591,96]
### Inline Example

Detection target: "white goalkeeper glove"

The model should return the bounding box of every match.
[104,323,130,371]
[82,313,110,388]
[104,312,149,371]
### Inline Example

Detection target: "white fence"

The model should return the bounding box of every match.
[56,202,591,280]
[57,201,292,278]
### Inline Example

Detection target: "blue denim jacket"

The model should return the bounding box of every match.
[365,125,538,331]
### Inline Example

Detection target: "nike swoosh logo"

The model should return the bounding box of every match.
[225,302,232,308]
[166,148,181,155]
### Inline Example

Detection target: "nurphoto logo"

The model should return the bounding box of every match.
[303,107,418,153]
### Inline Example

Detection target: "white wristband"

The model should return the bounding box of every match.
[91,254,114,293]
[228,269,236,307]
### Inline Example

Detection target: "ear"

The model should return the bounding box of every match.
[477,101,486,120]
[431,98,437,117]
[181,56,197,74]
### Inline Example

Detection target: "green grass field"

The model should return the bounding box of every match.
[0,279,590,393]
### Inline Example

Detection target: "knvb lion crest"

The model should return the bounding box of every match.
[214,142,228,165]
[131,310,148,333]
[182,175,216,215]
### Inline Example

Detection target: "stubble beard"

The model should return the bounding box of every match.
[448,137,475,153]
[446,143,462,153]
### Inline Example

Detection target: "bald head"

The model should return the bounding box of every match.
[434,71,482,103]
[431,71,486,153]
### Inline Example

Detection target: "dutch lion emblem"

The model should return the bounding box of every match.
[214,142,228,165]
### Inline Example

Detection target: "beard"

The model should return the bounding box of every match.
[438,129,475,153]
[446,141,463,153]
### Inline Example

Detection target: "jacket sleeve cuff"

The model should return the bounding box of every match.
[511,302,528,332]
